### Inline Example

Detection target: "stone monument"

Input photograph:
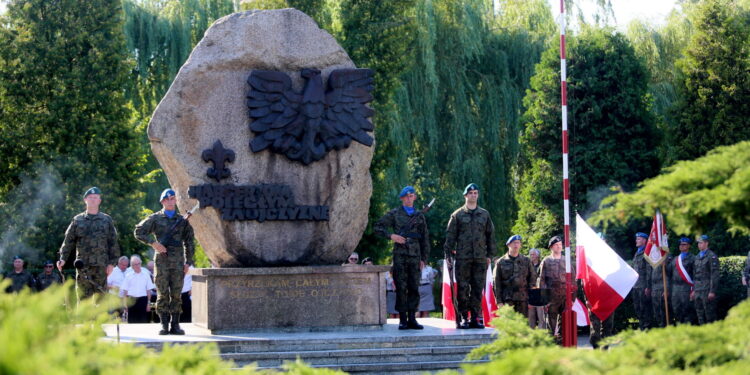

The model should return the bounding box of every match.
[148,8,388,332]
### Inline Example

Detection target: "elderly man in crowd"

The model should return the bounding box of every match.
[121,255,155,324]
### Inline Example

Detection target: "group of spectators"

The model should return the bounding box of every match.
[2,253,193,325]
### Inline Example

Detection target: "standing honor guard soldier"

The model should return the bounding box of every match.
[58,187,120,301]
[670,237,695,324]
[444,183,497,329]
[134,189,195,335]
[631,232,652,330]
[538,235,574,342]
[4,255,36,293]
[37,260,63,291]
[493,235,537,317]
[691,235,719,325]
[374,186,430,330]
[650,251,673,328]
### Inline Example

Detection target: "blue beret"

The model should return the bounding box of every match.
[679,237,692,244]
[697,234,709,242]
[635,232,649,239]
[43,260,54,266]
[83,186,101,199]
[506,234,522,245]
[160,188,176,201]
[463,183,479,195]
[12,255,23,261]
[399,186,416,198]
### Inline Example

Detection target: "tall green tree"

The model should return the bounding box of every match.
[514,27,660,249]
[0,0,146,264]
[668,0,750,162]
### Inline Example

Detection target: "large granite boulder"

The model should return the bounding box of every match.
[148,9,374,267]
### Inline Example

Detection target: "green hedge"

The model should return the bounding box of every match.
[461,300,750,374]
[0,280,341,375]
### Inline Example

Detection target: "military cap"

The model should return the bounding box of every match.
[83,186,101,199]
[548,236,562,248]
[43,259,54,266]
[679,237,692,244]
[635,232,649,239]
[399,186,416,198]
[160,188,176,201]
[697,234,710,242]
[506,234,522,245]
[12,255,23,261]
[463,183,479,195]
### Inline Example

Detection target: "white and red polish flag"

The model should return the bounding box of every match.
[442,259,457,321]
[572,299,590,326]
[576,214,639,321]
[481,263,498,327]
[644,210,669,268]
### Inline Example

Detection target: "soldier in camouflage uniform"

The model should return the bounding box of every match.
[36,260,63,291]
[538,236,574,341]
[493,235,536,317]
[134,188,194,335]
[692,235,719,325]
[743,250,750,299]
[444,183,496,329]
[631,232,652,330]
[4,255,36,293]
[58,187,120,301]
[670,237,695,324]
[374,186,430,330]
[650,253,673,328]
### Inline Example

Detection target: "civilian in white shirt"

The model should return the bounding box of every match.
[122,255,155,324]
[180,265,194,322]
[107,256,130,296]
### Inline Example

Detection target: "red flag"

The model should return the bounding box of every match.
[644,210,669,268]
[576,214,639,321]
[481,263,498,327]
[572,299,590,326]
[441,259,457,322]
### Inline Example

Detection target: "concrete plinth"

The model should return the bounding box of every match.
[191,265,390,333]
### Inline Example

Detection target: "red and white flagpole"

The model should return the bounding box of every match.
[559,0,577,348]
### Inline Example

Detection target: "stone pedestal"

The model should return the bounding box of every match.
[191,265,389,333]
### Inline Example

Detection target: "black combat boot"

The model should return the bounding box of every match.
[458,312,470,329]
[468,313,484,329]
[158,314,170,335]
[170,313,185,335]
[398,313,409,330]
[407,311,424,330]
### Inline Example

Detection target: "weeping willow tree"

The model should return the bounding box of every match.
[357,0,556,261]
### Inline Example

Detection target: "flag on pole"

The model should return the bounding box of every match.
[481,263,498,327]
[644,210,669,268]
[442,259,457,322]
[576,214,639,321]
[572,299,590,326]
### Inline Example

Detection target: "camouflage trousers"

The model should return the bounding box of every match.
[671,287,693,324]
[632,287,652,330]
[392,254,421,313]
[155,266,184,315]
[76,265,107,302]
[651,289,669,328]
[694,290,717,325]
[547,292,565,339]
[589,311,614,349]
[455,258,486,315]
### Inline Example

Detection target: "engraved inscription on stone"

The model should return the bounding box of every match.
[221,274,371,302]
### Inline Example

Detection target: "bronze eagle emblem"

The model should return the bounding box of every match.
[247,68,375,165]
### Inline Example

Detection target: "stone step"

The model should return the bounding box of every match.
[256,359,490,374]
[215,334,493,354]
[224,345,479,367]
